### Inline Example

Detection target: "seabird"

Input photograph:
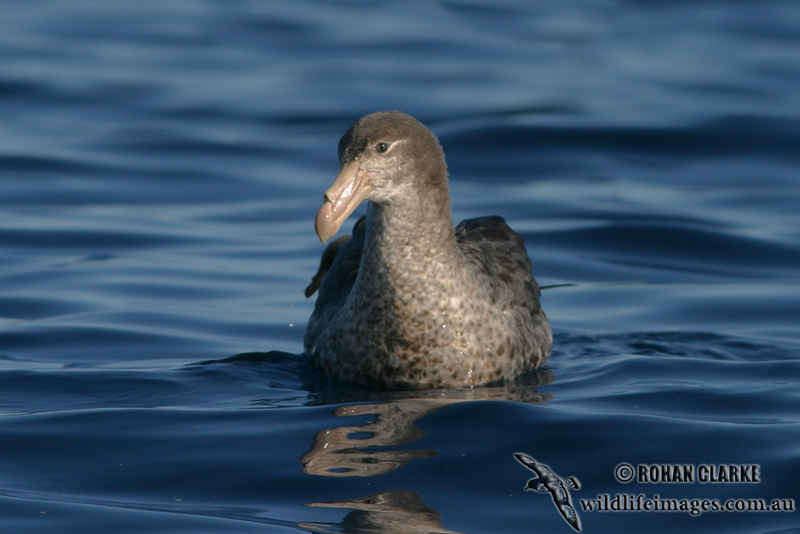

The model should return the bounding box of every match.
[304,111,551,389]
[514,453,582,532]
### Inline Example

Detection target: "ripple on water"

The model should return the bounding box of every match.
[1,1,800,533]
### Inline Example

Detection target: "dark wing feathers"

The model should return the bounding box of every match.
[305,216,365,303]
[304,234,350,297]
[455,216,542,314]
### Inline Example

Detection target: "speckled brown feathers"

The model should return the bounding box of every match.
[304,111,551,389]
[455,215,543,318]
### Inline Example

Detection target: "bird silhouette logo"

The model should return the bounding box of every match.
[514,453,582,532]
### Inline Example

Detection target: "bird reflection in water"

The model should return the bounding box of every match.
[300,369,554,532]
[301,399,447,477]
[300,490,464,534]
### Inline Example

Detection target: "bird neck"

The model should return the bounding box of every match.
[350,174,464,321]
[364,178,457,263]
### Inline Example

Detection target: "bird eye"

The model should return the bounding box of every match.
[376,142,389,153]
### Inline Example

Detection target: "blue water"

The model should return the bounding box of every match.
[1,1,799,532]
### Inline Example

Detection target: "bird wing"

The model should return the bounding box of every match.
[305,234,351,298]
[305,215,365,304]
[455,216,542,315]
[556,497,582,532]
[513,453,541,473]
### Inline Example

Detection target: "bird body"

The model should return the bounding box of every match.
[304,111,551,389]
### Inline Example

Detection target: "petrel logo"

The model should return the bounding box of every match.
[514,453,582,532]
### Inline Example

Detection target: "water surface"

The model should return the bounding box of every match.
[1,1,799,532]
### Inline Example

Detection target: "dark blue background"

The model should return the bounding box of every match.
[1,1,798,532]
